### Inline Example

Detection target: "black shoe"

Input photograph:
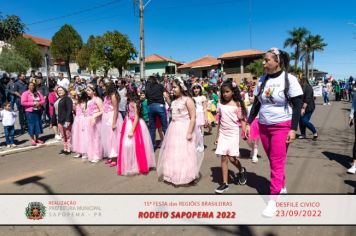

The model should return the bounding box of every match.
[64,151,71,155]
[59,150,66,155]
[215,183,229,194]
[237,167,247,185]
[312,134,318,141]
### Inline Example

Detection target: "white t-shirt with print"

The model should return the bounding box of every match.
[254,72,303,125]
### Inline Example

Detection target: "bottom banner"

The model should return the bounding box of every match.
[1,195,355,225]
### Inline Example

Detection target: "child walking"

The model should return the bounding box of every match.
[71,90,88,158]
[215,80,248,193]
[102,80,123,167]
[157,78,204,186]
[191,83,207,152]
[117,84,155,175]
[0,102,17,148]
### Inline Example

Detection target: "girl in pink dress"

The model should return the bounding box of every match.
[72,90,88,158]
[191,83,207,152]
[102,81,123,167]
[157,78,204,186]
[117,84,155,175]
[214,80,248,194]
[85,84,104,163]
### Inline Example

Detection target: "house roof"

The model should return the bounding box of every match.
[23,34,51,47]
[129,54,182,65]
[178,55,220,69]
[218,49,265,59]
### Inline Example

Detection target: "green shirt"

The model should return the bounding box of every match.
[141,99,149,122]
[212,93,219,107]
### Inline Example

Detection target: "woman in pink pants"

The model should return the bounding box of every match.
[246,48,303,217]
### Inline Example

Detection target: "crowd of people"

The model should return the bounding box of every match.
[0,48,355,217]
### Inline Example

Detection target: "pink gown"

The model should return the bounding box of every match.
[117,102,155,175]
[86,97,103,161]
[101,96,123,158]
[71,103,88,154]
[157,96,204,185]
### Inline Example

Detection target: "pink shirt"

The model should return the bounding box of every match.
[21,90,45,112]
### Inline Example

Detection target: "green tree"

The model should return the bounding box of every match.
[76,35,96,71]
[0,14,26,41]
[284,27,309,72]
[0,49,30,73]
[76,45,91,70]
[246,59,264,77]
[92,31,137,77]
[10,36,43,69]
[51,24,83,79]
[302,34,327,79]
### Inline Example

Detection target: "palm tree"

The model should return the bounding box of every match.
[284,27,310,72]
[302,34,327,79]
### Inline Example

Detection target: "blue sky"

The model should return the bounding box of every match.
[1,0,356,78]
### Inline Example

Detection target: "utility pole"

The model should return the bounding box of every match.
[139,0,145,80]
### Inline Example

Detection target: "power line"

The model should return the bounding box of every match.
[26,0,124,26]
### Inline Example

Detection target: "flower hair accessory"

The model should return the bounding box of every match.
[232,81,237,88]
[176,77,187,91]
[270,47,280,62]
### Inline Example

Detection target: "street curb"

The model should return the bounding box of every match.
[0,140,62,157]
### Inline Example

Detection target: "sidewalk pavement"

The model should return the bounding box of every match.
[0,119,61,156]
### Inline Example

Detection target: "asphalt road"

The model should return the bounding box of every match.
[0,98,355,235]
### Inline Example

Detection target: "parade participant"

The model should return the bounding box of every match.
[0,102,17,148]
[71,90,88,158]
[246,48,303,217]
[298,76,318,140]
[347,83,356,174]
[117,83,155,175]
[214,80,248,193]
[157,78,204,186]
[85,84,104,163]
[322,81,330,105]
[145,76,168,149]
[21,80,45,146]
[140,91,149,126]
[102,80,123,167]
[244,95,261,163]
[191,83,208,151]
[52,86,73,155]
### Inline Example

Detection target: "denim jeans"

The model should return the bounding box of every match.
[148,103,168,147]
[323,92,329,103]
[299,111,317,135]
[119,111,126,120]
[4,125,15,145]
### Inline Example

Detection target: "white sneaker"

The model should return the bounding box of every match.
[55,134,62,141]
[252,155,258,163]
[280,187,287,194]
[90,160,99,163]
[262,200,277,217]
[347,165,356,174]
[328,102,331,105]
[323,103,327,105]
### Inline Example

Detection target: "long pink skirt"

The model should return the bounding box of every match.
[117,118,155,175]
[157,119,204,185]
[101,111,123,158]
[87,117,103,161]
[71,115,88,154]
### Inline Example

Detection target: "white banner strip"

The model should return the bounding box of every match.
[1,195,355,225]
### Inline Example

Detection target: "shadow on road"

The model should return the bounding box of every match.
[40,133,55,142]
[210,167,237,185]
[322,151,353,169]
[344,180,356,194]
[14,175,88,236]
[245,172,270,194]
